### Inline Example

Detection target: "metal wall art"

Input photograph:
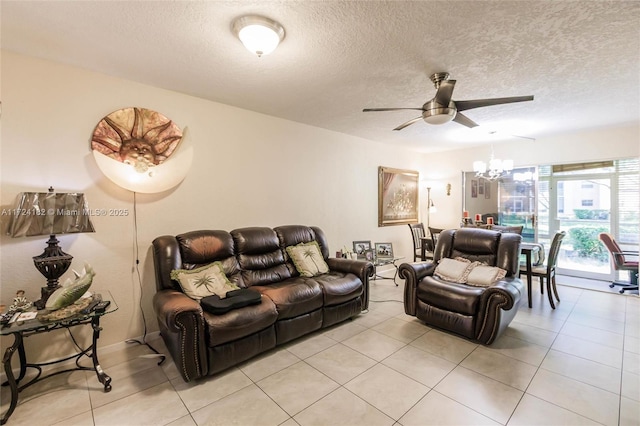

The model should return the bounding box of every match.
[91,107,183,172]
[91,107,193,193]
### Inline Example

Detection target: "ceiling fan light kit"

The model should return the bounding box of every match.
[363,72,534,131]
[232,15,285,57]
[422,101,456,125]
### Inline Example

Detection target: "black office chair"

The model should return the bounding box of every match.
[408,223,430,261]
[519,231,565,309]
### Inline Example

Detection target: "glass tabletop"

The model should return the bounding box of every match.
[374,256,405,266]
[1,290,117,335]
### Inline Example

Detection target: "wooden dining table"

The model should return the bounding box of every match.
[520,242,541,308]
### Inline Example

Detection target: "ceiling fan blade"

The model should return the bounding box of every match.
[456,95,534,112]
[488,130,536,141]
[512,134,536,141]
[393,116,423,131]
[363,108,423,112]
[452,112,479,128]
[434,80,456,106]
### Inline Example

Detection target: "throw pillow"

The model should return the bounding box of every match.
[466,265,507,287]
[286,241,330,277]
[434,258,477,283]
[171,262,239,300]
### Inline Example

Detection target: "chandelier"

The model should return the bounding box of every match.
[473,146,513,181]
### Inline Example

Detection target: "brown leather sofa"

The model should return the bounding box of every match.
[152,225,372,382]
[399,227,524,344]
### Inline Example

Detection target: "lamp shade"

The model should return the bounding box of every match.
[7,191,95,238]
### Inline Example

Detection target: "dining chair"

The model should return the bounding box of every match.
[598,232,639,294]
[408,223,429,261]
[428,227,443,254]
[519,231,565,309]
[489,224,524,234]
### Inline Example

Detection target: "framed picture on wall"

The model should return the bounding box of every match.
[485,181,491,199]
[378,166,419,227]
[353,240,372,259]
[375,242,394,260]
[471,180,478,198]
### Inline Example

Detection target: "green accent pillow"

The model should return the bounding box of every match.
[170,262,239,300]
[286,241,330,277]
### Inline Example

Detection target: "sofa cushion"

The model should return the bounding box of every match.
[434,258,475,283]
[252,277,323,320]
[466,265,507,287]
[232,227,293,286]
[204,294,278,346]
[417,276,484,316]
[448,228,501,265]
[286,241,329,277]
[312,272,363,306]
[177,230,235,265]
[170,262,239,300]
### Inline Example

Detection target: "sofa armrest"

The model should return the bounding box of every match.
[399,262,436,315]
[326,258,374,310]
[153,290,207,382]
[476,277,525,344]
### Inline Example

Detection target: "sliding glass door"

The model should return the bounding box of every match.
[555,176,612,278]
[538,159,639,281]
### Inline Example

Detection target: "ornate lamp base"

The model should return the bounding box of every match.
[33,234,73,310]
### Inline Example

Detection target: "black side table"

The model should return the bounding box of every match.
[0,291,117,424]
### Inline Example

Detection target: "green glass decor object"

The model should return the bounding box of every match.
[45,262,95,311]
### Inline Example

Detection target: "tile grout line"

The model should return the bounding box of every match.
[503,287,577,425]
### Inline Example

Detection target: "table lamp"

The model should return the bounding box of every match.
[7,187,95,309]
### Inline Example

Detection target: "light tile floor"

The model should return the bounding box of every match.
[1,275,639,426]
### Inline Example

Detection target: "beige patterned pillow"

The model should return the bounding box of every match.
[466,265,507,287]
[171,262,239,300]
[434,258,477,283]
[286,241,329,277]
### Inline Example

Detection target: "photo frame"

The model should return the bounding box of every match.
[364,249,375,262]
[471,180,478,198]
[378,166,419,227]
[352,240,372,259]
[485,181,491,199]
[375,242,394,260]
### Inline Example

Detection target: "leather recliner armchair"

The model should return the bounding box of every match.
[399,227,524,344]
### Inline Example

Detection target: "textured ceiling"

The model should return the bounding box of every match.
[2,1,639,153]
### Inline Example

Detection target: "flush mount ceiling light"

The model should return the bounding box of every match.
[232,15,285,57]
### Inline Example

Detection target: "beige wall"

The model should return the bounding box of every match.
[1,51,638,362]
[0,52,425,359]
